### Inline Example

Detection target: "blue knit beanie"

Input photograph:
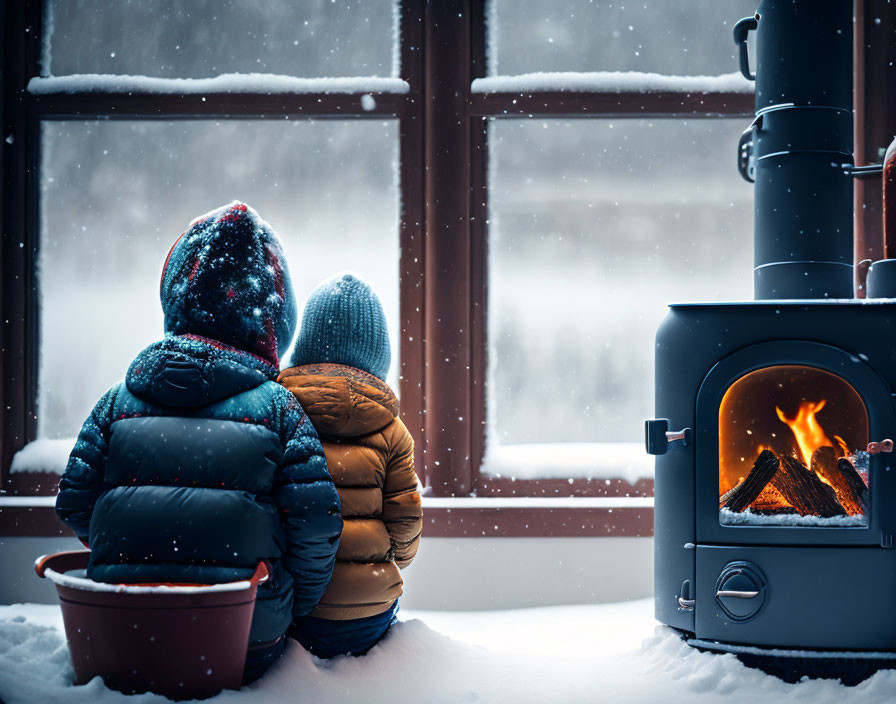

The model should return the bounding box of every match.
[289,274,391,380]
[159,201,297,366]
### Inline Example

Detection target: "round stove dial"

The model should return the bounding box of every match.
[715,561,767,622]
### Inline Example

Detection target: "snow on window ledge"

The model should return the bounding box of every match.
[471,71,754,95]
[0,496,57,507]
[0,494,656,510]
[11,437,654,489]
[28,74,411,96]
[481,442,653,486]
[9,438,74,475]
[423,496,654,509]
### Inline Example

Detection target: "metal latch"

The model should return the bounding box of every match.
[737,124,756,183]
[677,596,695,611]
[678,580,695,612]
[645,419,693,455]
[841,163,884,179]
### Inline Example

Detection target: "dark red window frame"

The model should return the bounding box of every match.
[2,0,892,538]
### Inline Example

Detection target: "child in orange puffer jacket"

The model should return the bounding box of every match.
[278,274,422,658]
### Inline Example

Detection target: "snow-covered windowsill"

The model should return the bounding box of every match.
[5,440,654,538]
[0,495,654,510]
[28,74,410,96]
[11,439,655,484]
[481,442,652,485]
[471,70,755,94]
[9,439,74,476]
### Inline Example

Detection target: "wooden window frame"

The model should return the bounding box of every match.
[419,0,751,510]
[853,0,896,281]
[0,0,431,533]
[2,0,892,539]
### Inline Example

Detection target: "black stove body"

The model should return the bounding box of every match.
[653,301,896,651]
[650,0,896,656]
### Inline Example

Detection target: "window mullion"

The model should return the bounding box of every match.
[422,0,475,496]
[1,0,42,492]
[468,0,489,495]
[398,0,427,476]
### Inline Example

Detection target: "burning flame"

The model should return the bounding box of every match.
[833,435,849,456]
[775,399,839,466]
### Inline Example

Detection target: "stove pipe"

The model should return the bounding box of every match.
[735,0,854,300]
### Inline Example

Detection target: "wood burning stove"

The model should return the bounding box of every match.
[651,307,896,651]
[648,0,896,676]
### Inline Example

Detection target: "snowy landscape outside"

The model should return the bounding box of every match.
[34,0,402,444]
[37,119,400,440]
[481,0,757,480]
[28,0,756,485]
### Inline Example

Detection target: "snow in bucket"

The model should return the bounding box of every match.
[42,567,253,595]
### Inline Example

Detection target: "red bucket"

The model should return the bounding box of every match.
[36,551,269,700]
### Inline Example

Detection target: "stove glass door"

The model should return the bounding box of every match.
[718,365,869,527]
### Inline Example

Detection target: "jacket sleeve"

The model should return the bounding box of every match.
[382,419,422,568]
[55,385,119,543]
[272,389,343,619]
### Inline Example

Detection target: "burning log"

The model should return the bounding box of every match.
[719,485,738,508]
[748,484,795,514]
[838,457,869,514]
[723,449,780,513]
[810,446,868,516]
[771,455,846,518]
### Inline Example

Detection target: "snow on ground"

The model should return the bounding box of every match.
[2,600,895,704]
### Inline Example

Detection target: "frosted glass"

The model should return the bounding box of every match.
[44,0,398,79]
[487,118,753,452]
[488,0,759,77]
[39,119,399,438]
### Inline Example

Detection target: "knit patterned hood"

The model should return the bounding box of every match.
[160,202,297,366]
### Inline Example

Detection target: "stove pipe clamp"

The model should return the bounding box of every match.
[645,419,692,455]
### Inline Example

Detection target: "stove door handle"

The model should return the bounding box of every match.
[645,419,692,455]
[716,589,760,599]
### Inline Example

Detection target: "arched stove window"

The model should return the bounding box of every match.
[718,365,869,527]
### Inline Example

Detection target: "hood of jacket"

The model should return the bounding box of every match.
[277,363,398,438]
[126,334,276,407]
[159,201,297,367]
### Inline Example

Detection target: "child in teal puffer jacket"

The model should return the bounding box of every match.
[55,202,342,683]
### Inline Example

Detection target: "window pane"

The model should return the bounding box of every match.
[39,120,399,438]
[44,0,397,78]
[487,0,759,76]
[485,118,752,479]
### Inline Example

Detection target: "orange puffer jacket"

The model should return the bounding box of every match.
[277,363,422,620]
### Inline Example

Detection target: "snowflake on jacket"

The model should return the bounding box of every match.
[55,202,343,647]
